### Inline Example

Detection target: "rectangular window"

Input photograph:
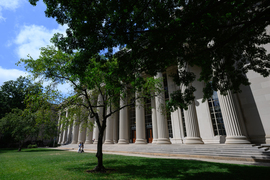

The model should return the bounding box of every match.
[208,91,226,136]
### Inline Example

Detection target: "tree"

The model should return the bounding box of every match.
[18,45,161,171]
[28,0,270,108]
[0,76,41,148]
[0,77,58,150]
[24,85,59,146]
[0,76,40,119]
[0,109,38,151]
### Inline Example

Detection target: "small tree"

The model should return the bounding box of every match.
[18,45,162,171]
[25,85,59,146]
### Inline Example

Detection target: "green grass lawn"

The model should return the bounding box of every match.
[0,148,269,180]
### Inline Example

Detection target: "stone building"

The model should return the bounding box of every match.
[57,65,270,146]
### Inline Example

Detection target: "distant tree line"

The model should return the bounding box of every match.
[0,76,59,151]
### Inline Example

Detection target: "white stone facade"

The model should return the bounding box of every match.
[58,65,270,145]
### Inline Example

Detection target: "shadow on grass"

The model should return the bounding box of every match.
[0,148,19,153]
[64,156,270,179]
[21,148,65,153]
[0,148,65,153]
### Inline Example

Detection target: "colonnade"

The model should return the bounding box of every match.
[58,71,250,145]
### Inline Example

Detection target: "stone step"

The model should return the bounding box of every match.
[60,144,270,162]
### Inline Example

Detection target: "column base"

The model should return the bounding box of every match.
[135,139,147,144]
[104,140,114,144]
[118,139,129,144]
[265,136,270,144]
[152,139,158,144]
[85,140,93,144]
[157,138,171,144]
[71,141,78,144]
[225,136,250,144]
[184,137,204,144]
[62,140,68,144]
[203,136,226,144]
[170,138,183,144]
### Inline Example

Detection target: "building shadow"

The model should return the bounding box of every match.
[64,155,270,179]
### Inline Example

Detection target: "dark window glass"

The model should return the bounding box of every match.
[163,73,173,138]
[208,92,226,136]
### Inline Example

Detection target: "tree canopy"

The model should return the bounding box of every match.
[0,76,41,119]
[0,108,38,151]
[0,76,58,150]
[28,0,270,108]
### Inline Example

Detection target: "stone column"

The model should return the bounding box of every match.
[93,121,99,144]
[61,111,68,144]
[67,121,73,144]
[113,111,119,143]
[135,93,147,144]
[94,94,103,144]
[57,114,63,144]
[61,127,68,144]
[183,101,204,144]
[58,123,63,144]
[118,96,129,144]
[217,91,250,144]
[155,72,171,144]
[166,68,184,144]
[104,108,114,144]
[85,116,94,144]
[77,122,86,143]
[71,117,79,144]
[151,96,158,144]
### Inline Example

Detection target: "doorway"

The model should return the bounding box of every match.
[147,128,153,143]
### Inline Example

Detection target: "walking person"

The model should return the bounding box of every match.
[78,142,82,153]
[81,142,84,153]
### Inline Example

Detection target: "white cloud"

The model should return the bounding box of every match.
[15,24,67,59]
[40,79,75,95]
[0,66,28,86]
[10,24,73,95]
[0,0,21,9]
[0,0,23,21]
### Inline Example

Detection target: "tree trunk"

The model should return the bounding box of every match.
[18,141,22,152]
[93,128,105,171]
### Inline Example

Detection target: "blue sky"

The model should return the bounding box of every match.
[0,0,71,93]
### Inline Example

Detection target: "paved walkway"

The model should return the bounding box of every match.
[57,143,270,167]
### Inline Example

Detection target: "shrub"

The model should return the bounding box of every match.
[28,144,37,148]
